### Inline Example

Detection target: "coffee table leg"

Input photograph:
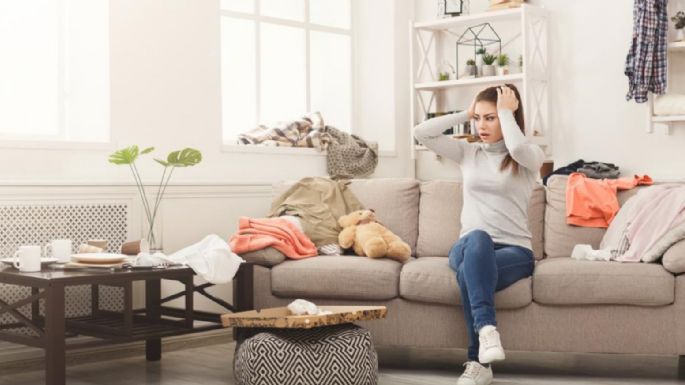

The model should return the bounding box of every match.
[145,278,161,361]
[233,263,254,345]
[45,283,65,385]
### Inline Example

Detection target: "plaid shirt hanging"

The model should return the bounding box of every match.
[624,0,668,103]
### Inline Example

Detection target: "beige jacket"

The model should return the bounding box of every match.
[268,177,363,248]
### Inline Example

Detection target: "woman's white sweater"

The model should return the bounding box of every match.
[413,110,544,250]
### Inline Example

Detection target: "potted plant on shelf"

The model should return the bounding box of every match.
[438,61,455,81]
[475,47,486,74]
[673,11,685,42]
[108,146,202,253]
[496,54,510,76]
[463,59,477,78]
[481,53,497,76]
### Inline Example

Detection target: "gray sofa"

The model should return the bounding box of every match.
[241,176,685,367]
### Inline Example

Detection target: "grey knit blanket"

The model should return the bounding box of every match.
[320,125,378,180]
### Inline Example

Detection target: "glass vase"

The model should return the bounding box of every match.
[143,220,164,254]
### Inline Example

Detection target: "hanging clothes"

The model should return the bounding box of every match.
[624,0,668,103]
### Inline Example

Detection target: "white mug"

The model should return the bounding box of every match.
[46,239,72,263]
[13,245,42,272]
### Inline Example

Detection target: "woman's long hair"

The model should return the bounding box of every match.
[474,83,525,174]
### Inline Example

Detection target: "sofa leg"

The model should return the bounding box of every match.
[680,355,685,380]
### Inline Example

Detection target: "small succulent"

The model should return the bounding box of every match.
[497,54,510,67]
[466,59,476,66]
[673,11,685,29]
[482,53,497,65]
[519,54,523,68]
[476,47,486,55]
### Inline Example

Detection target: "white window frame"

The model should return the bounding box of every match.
[220,0,357,154]
[0,1,111,150]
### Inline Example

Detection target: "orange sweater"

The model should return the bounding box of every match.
[566,172,653,228]
[229,217,317,259]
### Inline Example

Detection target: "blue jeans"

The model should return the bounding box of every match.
[448,230,534,362]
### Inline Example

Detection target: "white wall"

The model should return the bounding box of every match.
[0,0,413,185]
[413,0,685,181]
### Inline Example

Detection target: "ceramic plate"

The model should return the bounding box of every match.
[71,253,128,264]
[0,257,59,265]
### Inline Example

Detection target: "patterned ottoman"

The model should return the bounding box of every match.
[234,324,378,385]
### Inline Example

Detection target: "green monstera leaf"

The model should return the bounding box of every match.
[161,148,202,168]
[108,145,139,165]
[108,146,155,165]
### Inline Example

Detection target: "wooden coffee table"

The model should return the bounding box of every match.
[0,262,254,385]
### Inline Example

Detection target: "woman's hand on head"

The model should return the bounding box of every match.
[497,85,519,113]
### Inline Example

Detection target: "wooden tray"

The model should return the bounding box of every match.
[221,305,387,329]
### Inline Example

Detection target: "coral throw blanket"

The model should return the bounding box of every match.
[229,217,317,259]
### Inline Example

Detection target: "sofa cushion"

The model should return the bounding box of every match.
[533,258,675,306]
[416,181,545,260]
[663,239,685,274]
[274,178,420,256]
[527,183,546,260]
[240,247,286,267]
[544,175,642,258]
[416,181,462,258]
[399,257,532,309]
[271,255,401,300]
[347,179,420,256]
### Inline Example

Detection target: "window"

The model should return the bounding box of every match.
[220,0,353,144]
[0,0,110,143]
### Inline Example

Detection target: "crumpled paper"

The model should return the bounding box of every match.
[287,299,333,316]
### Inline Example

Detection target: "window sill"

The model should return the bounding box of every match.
[221,144,327,156]
[222,144,396,157]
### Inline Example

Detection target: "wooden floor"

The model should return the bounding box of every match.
[0,342,683,385]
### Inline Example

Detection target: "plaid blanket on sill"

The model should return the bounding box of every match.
[237,112,327,149]
[236,112,378,179]
[624,0,668,103]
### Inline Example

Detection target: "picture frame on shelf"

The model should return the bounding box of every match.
[442,0,463,17]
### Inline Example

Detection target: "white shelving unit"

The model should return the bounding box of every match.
[409,4,549,159]
[649,41,685,133]
[669,41,685,52]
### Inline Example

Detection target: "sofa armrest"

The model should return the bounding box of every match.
[240,247,288,267]
[663,240,685,275]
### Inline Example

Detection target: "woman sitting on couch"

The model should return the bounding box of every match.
[413,84,544,385]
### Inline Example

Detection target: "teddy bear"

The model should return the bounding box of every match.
[337,209,411,263]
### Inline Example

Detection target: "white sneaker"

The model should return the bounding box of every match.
[457,361,493,385]
[478,326,505,364]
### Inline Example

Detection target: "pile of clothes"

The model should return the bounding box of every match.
[565,172,653,228]
[543,159,620,185]
[553,154,685,273]
[572,184,685,266]
[229,177,365,260]
[236,112,378,180]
